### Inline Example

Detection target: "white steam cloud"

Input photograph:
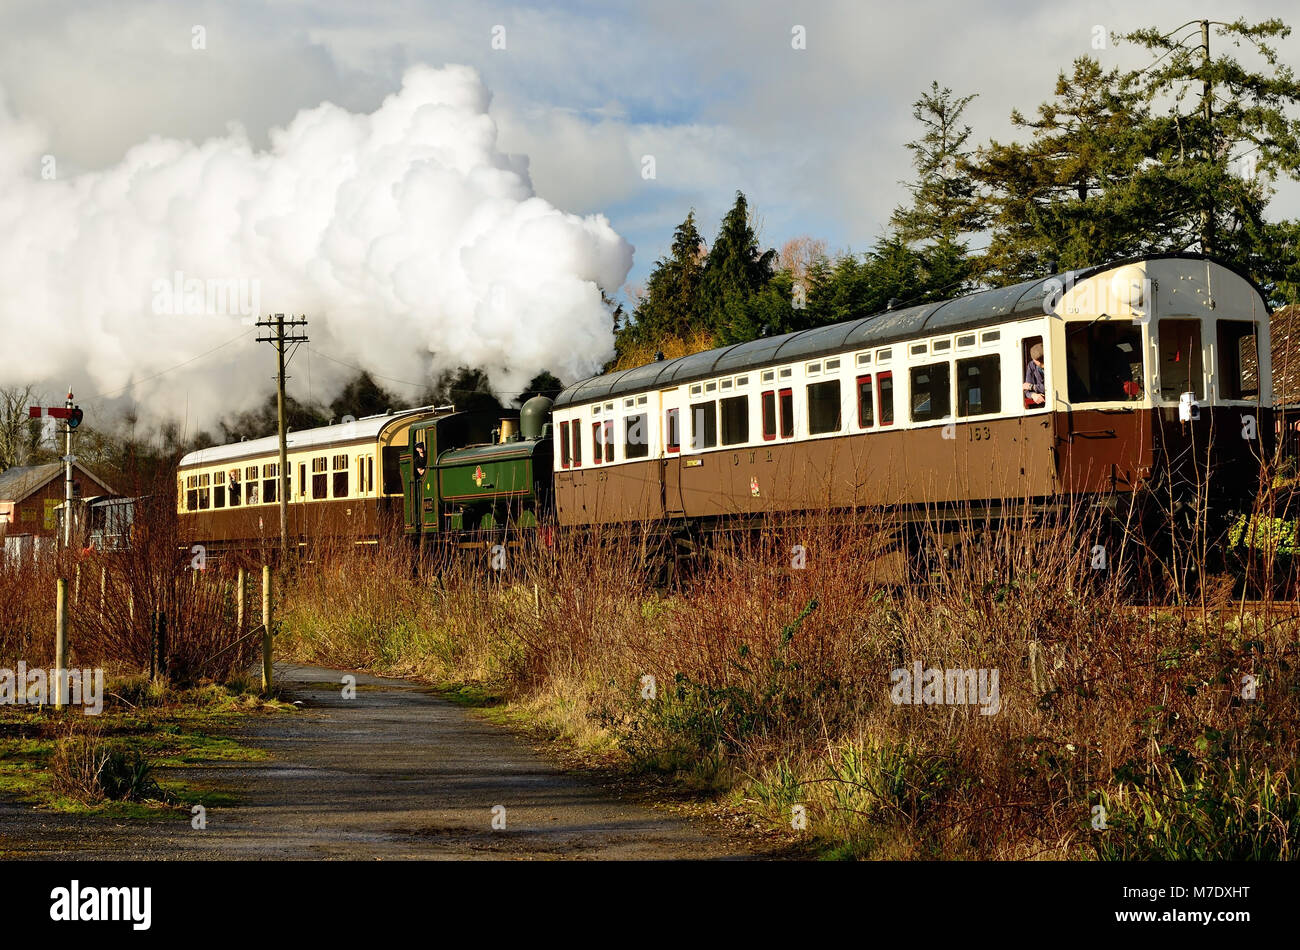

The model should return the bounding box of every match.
[0,64,633,430]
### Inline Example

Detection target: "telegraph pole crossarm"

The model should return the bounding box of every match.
[254,314,308,566]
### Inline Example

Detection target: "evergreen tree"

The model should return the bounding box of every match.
[971,57,1149,284]
[1119,17,1300,298]
[615,211,706,355]
[699,192,777,337]
[891,82,984,245]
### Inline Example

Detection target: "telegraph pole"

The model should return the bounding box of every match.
[255,314,308,564]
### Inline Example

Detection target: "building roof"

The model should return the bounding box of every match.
[0,463,115,504]
[1272,305,1300,406]
[555,252,1269,410]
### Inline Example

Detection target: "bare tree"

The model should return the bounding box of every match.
[0,384,38,471]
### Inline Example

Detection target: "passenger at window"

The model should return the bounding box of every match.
[1023,343,1046,406]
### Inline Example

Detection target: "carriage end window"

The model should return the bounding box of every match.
[1066,321,1145,403]
[1217,320,1259,400]
[1159,319,1204,400]
[665,408,680,453]
[559,421,571,467]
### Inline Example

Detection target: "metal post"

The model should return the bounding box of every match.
[54,578,68,711]
[261,564,273,693]
[236,566,246,636]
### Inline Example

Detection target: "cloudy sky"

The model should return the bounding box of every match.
[1,0,1297,424]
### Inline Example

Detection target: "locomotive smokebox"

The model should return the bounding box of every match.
[520,396,554,440]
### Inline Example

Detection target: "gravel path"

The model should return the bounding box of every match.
[0,665,785,860]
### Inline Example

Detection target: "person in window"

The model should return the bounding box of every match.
[1023,343,1046,407]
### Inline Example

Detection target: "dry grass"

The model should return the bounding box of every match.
[279,499,1300,860]
[0,487,262,685]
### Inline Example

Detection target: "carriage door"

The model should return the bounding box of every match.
[662,404,684,517]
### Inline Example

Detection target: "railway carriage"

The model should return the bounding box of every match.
[550,254,1273,529]
[177,406,444,551]
[179,253,1273,555]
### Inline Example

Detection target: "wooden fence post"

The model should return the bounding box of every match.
[261,564,273,693]
[54,578,68,711]
[237,566,246,637]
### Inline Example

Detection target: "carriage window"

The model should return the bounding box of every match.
[246,466,260,504]
[665,408,680,453]
[571,420,582,466]
[559,421,571,467]
[333,454,349,498]
[382,447,404,494]
[691,401,718,449]
[185,475,199,512]
[1159,319,1204,400]
[1217,320,1259,400]
[807,380,841,435]
[262,463,279,504]
[857,375,875,428]
[762,391,777,440]
[312,456,328,498]
[198,473,210,510]
[603,420,615,462]
[721,396,749,446]
[213,470,226,509]
[625,413,649,458]
[878,372,894,425]
[1066,321,1145,403]
[779,388,794,438]
[910,362,951,423]
[228,470,241,506]
[957,355,1001,417]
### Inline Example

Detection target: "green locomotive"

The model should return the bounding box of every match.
[399,396,554,540]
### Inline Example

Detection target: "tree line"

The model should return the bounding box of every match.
[616,17,1300,365]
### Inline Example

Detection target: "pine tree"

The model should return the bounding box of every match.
[891,82,984,245]
[616,210,706,352]
[1119,18,1300,298]
[699,192,777,337]
[972,57,1149,284]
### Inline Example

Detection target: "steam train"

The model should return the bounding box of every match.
[177,254,1273,550]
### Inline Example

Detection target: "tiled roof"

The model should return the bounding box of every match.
[1273,305,1300,406]
[0,463,114,504]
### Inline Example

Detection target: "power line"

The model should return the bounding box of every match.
[92,328,257,400]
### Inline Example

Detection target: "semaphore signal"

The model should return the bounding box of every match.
[28,390,83,546]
